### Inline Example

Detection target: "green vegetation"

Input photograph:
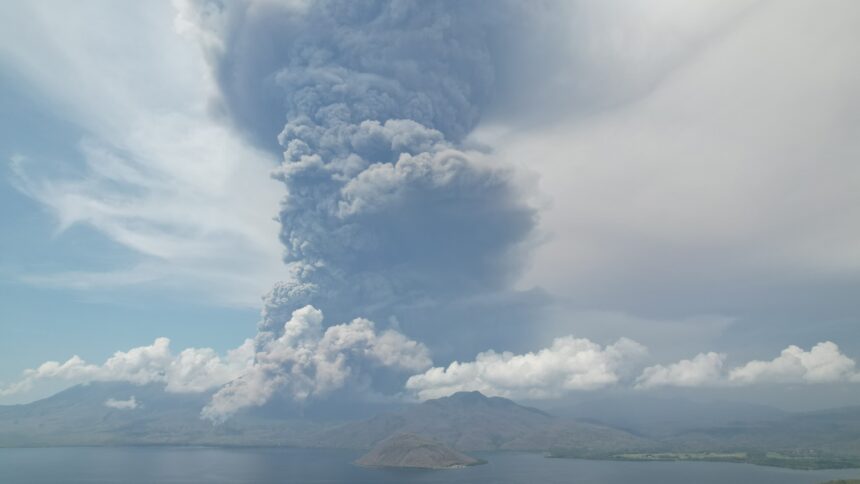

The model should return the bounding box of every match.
[613,452,747,463]
[547,449,860,470]
[742,451,860,470]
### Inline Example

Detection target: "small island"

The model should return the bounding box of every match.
[355,433,483,469]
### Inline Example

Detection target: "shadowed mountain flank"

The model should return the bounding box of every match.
[0,382,320,447]
[311,391,652,452]
[6,384,860,469]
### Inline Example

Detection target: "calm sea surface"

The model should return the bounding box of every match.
[1,447,857,484]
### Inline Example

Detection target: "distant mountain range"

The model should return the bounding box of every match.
[552,394,787,437]
[2,382,860,469]
[309,390,652,452]
[0,383,319,447]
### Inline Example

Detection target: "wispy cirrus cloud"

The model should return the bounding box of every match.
[1,1,285,307]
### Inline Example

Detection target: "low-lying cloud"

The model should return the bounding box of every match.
[1,305,430,421]
[637,342,860,388]
[729,342,860,385]
[6,334,860,411]
[636,352,727,389]
[407,339,860,400]
[0,337,254,397]
[406,337,647,401]
[104,396,139,410]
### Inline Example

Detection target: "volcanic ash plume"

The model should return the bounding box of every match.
[179,0,539,420]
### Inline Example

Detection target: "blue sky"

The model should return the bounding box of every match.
[2,0,860,414]
[0,69,257,393]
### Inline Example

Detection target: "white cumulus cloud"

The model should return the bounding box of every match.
[0,337,254,397]
[202,305,432,422]
[405,337,647,401]
[1,304,430,421]
[729,342,860,385]
[637,342,860,388]
[636,352,726,389]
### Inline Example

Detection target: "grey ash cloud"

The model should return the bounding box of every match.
[183,0,548,347]
[175,0,547,417]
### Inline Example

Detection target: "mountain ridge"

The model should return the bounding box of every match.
[309,389,653,452]
[3,382,860,470]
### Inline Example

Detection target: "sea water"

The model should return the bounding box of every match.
[1,447,857,484]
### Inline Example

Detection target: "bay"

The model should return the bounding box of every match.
[1,447,858,484]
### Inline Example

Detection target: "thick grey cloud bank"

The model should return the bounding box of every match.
[489,0,860,353]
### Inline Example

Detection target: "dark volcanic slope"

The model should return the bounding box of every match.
[312,391,654,452]
[355,433,480,469]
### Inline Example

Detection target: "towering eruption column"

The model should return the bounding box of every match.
[195,0,539,420]
[260,0,536,341]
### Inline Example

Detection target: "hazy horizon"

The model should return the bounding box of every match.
[2,0,860,427]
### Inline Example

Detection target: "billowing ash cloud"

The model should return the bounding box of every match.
[256,1,537,331]
[203,305,430,422]
[263,118,535,338]
[406,337,647,401]
[172,0,543,416]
